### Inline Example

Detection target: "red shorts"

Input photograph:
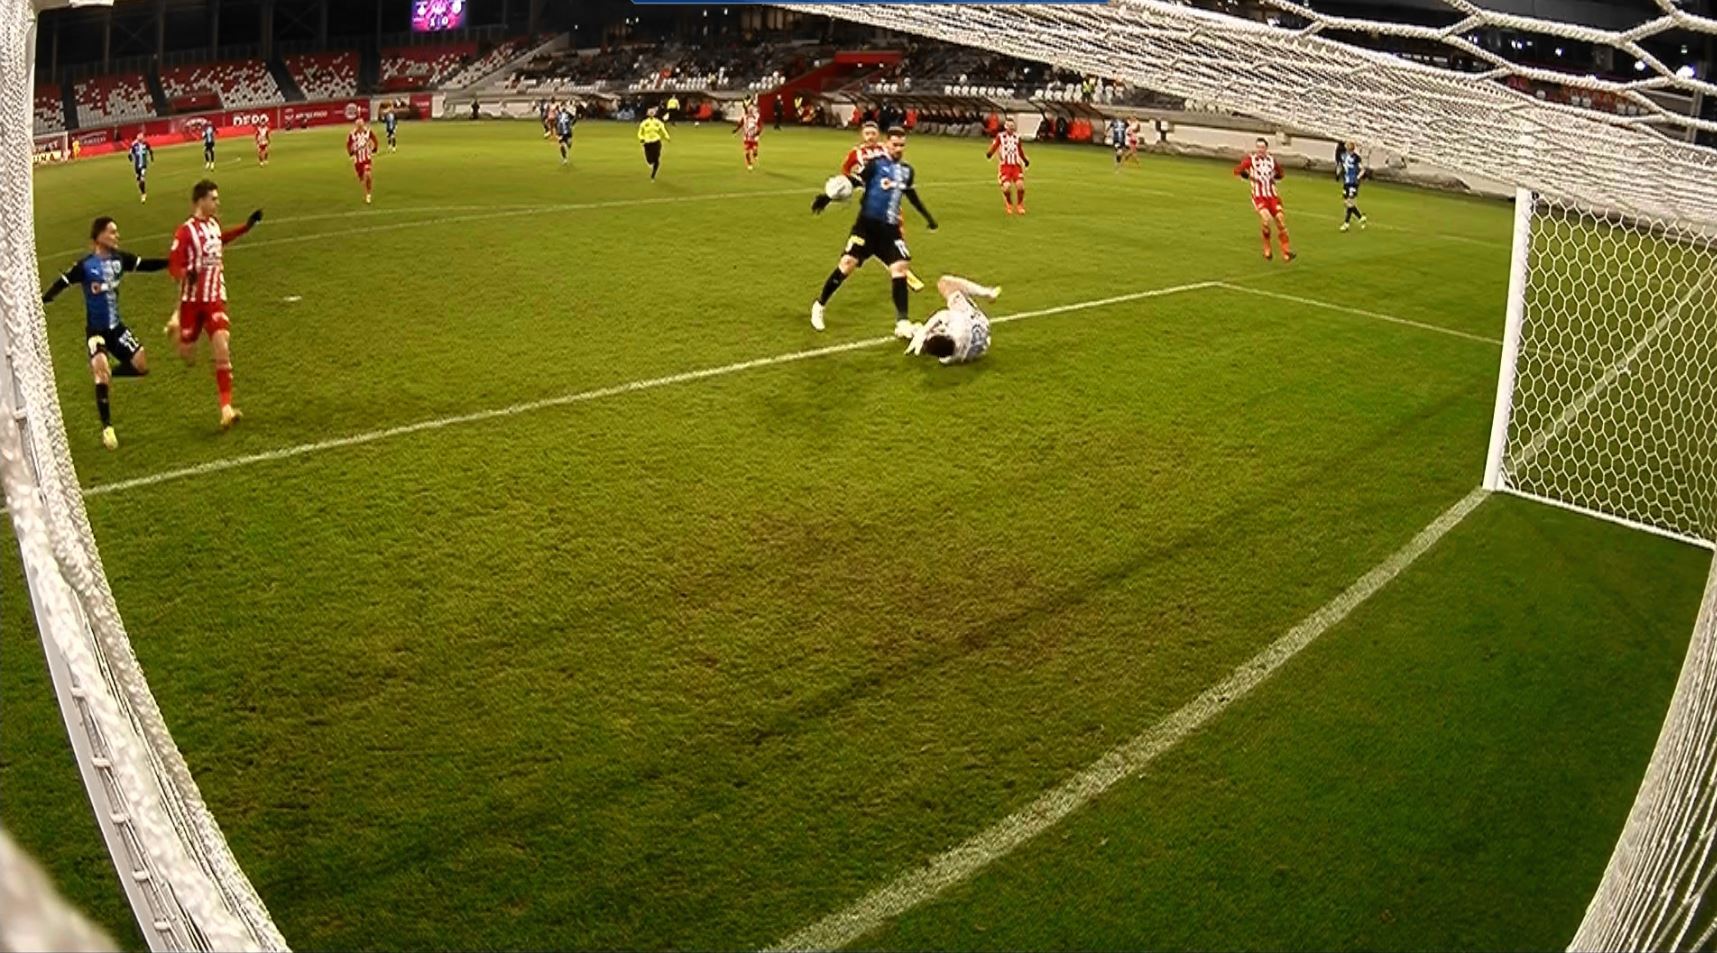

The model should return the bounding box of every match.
[1252,196,1284,217]
[354,160,372,179]
[743,138,759,151]
[999,163,1024,185]
[178,300,230,343]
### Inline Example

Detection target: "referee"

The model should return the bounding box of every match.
[638,107,671,181]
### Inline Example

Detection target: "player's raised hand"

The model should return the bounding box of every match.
[246,209,264,228]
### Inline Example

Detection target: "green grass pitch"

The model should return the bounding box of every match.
[4,119,1712,950]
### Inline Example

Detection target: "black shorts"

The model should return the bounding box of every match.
[643,141,662,163]
[1343,183,1360,199]
[388,129,398,142]
[559,132,572,146]
[844,218,910,266]
[204,143,214,158]
[89,323,142,365]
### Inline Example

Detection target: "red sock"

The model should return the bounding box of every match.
[1278,227,1293,255]
[216,367,233,407]
[1016,187,1025,207]
[1261,227,1273,255]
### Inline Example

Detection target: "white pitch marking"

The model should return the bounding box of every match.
[81,281,1220,499]
[281,295,302,303]
[766,486,1489,952]
[1215,282,1503,346]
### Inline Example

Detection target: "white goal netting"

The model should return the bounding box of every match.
[782,0,1717,949]
[3,4,285,951]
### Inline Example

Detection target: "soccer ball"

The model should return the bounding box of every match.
[824,175,855,203]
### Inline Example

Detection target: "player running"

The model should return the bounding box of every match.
[41,217,170,450]
[254,118,270,167]
[904,275,999,365]
[127,133,153,203]
[986,118,1031,215]
[638,107,670,180]
[384,107,399,153]
[1124,119,1143,166]
[809,127,938,338]
[1338,141,1369,231]
[555,104,577,165]
[734,105,762,170]
[1235,137,1295,261]
[1108,117,1128,170]
[348,117,379,204]
[166,180,262,430]
[201,123,217,170]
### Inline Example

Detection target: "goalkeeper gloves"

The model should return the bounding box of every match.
[246,209,264,228]
[811,194,832,215]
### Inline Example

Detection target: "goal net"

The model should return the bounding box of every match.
[779,0,1717,948]
[3,4,285,951]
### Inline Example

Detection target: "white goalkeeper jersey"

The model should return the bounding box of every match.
[926,293,991,364]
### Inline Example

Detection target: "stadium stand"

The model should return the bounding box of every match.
[34,85,65,134]
[74,73,155,126]
[285,51,359,101]
[380,42,477,92]
[440,37,530,89]
[158,59,282,110]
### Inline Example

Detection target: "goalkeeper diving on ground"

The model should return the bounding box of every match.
[904,275,998,366]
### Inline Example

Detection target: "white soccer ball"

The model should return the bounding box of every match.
[824,175,855,203]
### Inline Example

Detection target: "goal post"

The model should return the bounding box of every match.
[778,1,1717,949]
[4,3,286,951]
[1483,188,1536,494]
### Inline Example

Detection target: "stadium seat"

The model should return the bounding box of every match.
[159,59,283,109]
[34,85,66,134]
[286,51,359,101]
[380,42,478,92]
[74,73,156,126]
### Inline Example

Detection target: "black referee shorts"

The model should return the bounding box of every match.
[643,141,662,165]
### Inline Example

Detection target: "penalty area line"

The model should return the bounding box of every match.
[766,485,1489,952]
[81,280,1219,499]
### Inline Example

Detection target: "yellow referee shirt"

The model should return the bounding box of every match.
[638,118,670,143]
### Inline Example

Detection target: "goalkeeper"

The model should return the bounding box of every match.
[905,275,998,365]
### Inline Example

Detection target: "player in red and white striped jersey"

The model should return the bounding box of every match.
[348,117,380,205]
[734,106,763,171]
[166,179,262,430]
[254,119,270,167]
[1234,138,1295,262]
[986,118,1032,215]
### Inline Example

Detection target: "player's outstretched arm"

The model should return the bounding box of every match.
[1233,157,1251,179]
[220,210,264,244]
[40,263,81,304]
[119,252,170,274]
[937,275,998,302]
[904,188,937,230]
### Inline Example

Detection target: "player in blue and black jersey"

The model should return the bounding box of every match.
[809,126,938,337]
[41,217,171,450]
[555,104,577,165]
[1337,141,1369,231]
[127,133,153,203]
[1109,117,1128,168]
[384,107,399,153]
[202,123,217,169]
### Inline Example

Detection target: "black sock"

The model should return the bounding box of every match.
[1353,206,1364,219]
[892,277,909,320]
[819,269,848,305]
[651,160,659,179]
[95,383,111,427]
[1344,207,1354,222]
[112,362,144,378]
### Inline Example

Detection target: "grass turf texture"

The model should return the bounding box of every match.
[4,120,1711,950]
